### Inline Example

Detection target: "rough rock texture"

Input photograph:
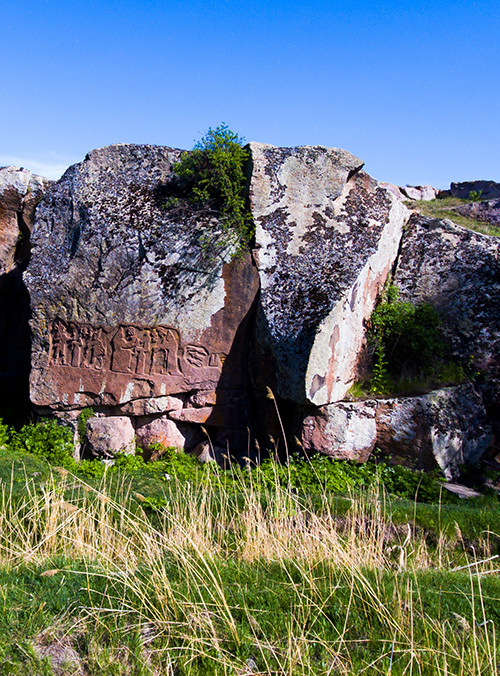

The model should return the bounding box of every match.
[297,384,491,478]
[249,142,409,406]
[0,167,50,419]
[450,180,500,200]
[299,400,377,461]
[376,385,492,479]
[455,199,500,226]
[86,416,135,457]
[25,144,259,425]
[393,213,500,378]
[135,416,200,457]
[0,167,49,274]
[399,185,438,201]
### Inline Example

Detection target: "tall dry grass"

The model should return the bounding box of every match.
[0,468,498,674]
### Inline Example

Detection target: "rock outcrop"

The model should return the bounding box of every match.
[455,199,500,226]
[24,145,259,439]
[399,185,438,201]
[450,180,500,200]
[15,142,498,475]
[249,143,409,406]
[297,384,492,479]
[0,167,50,420]
[393,213,500,379]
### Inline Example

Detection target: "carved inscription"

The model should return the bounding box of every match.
[49,320,225,380]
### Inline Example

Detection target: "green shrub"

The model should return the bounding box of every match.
[468,189,483,201]
[368,282,444,393]
[11,420,76,469]
[77,407,94,441]
[172,124,254,251]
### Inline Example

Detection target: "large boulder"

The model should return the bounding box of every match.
[24,145,259,428]
[299,400,377,461]
[0,167,49,274]
[296,384,491,478]
[376,385,492,479]
[393,213,500,379]
[399,185,438,201]
[455,199,500,226]
[248,143,409,406]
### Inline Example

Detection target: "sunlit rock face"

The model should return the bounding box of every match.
[393,213,500,380]
[248,142,409,406]
[24,144,259,423]
[0,167,50,418]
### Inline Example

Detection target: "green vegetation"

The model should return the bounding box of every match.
[0,420,498,674]
[171,124,254,252]
[361,282,467,396]
[405,196,500,237]
[0,441,498,675]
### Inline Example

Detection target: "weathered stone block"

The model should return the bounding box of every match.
[249,142,409,406]
[86,416,135,457]
[393,214,500,379]
[299,400,377,461]
[24,144,259,410]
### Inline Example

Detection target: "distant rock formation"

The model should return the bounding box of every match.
[0,146,498,477]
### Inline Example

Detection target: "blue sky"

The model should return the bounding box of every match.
[2,0,499,187]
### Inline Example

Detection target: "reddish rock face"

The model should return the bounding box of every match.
[24,144,259,415]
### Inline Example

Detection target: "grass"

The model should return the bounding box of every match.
[0,448,499,675]
[405,196,500,237]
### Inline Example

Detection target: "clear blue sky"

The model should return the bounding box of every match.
[2,0,499,188]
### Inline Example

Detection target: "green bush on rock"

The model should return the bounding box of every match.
[172,124,254,251]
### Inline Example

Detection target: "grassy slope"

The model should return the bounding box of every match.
[405,196,500,237]
[0,450,499,675]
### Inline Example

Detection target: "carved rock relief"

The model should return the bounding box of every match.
[49,319,226,392]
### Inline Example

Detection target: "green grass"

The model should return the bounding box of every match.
[405,197,500,237]
[0,445,499,674]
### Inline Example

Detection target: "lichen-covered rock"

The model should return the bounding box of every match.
[455,199,500,226]
[0,166,50,274]
[399,185,438,201]
[393,213,500,378]
[135,415,199,457]
[24,144,259,412]
[376,384,492,479]
[299,400,377,461]
[297,384,491,477]
[0,167,50,417]
[86,415,135,457]
[248,142,409,406]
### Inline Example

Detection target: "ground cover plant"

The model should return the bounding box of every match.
[0,420,499,674]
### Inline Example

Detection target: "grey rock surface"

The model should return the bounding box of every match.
[0,166,50,274]
[376,385,492,479]
[86,415,136,457]
[455,199,500,226]
[450,180,500,200]
[393,213,500,378]
[399,185,438,201]
[299,400,377,461]
[297,384,491,478]
[249,142,409,406]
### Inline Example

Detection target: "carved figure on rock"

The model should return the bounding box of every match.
[150,327,181,376]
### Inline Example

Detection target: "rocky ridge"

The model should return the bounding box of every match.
[0,149,498,478]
